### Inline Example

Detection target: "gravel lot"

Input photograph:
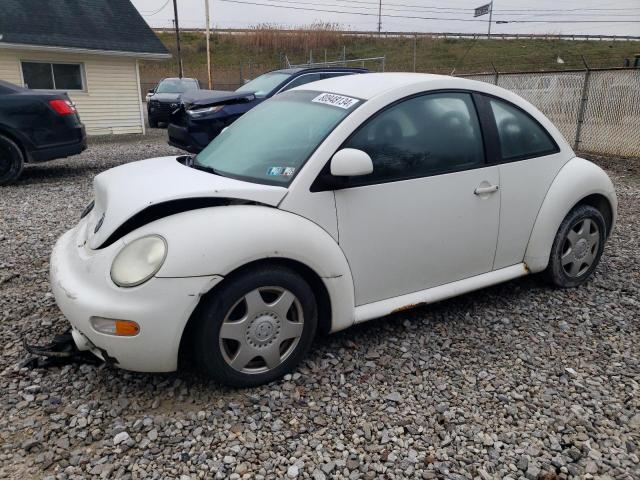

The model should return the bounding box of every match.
[0,132,638,480]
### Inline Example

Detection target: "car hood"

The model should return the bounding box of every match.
[86,156,287,249]
[181,89,256,108]
[150,92,183,102]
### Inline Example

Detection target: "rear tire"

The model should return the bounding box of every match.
[0,134,24,186]
[191,266,317,387]
[545,205,606,288]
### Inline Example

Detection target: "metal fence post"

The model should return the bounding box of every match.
[382,55,386,72]
[491,62,499,85]
[413,35,417,72]
[574,56,591,151]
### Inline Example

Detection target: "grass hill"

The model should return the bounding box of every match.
[140,26,639,90]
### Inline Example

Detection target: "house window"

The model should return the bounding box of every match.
[21,61,84,90]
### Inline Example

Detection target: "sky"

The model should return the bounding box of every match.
[130,0,640,36]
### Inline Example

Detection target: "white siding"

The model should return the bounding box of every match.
[0,49,144,135]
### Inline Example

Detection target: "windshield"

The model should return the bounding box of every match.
[235,72,291,98]
[194,90,362,185]
[156,79,197,94]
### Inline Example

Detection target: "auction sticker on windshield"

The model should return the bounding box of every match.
[312,93,359,109]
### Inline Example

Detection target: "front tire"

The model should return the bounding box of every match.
[0,134,24,186]
[148,116,159,128]
[192,266,317,387]
[546,205,606,288]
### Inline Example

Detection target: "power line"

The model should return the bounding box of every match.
[234,0,640,17]
[270,0,640,13]
[139,0,171,16]
[215,0,640,23]
[215,0,486,22]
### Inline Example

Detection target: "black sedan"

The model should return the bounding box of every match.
[168,67,367,153]
[147,77,200,128]
[0,80,86,185]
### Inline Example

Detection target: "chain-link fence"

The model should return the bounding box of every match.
[141,62,278,97]
[285,55,386,72]
[459,68,640,158]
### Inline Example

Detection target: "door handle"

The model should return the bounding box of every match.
[474,184,500,195]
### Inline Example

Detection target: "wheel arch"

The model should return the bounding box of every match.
[130,205,356,367]
[178,257,334,368]
[574,193,614,237]
[524,157,617,273]
[0,126,28,162]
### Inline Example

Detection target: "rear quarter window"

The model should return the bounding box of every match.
[489,98,558,161]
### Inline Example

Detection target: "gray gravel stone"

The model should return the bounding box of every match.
[1,139,639,479]
[112,431,130,446]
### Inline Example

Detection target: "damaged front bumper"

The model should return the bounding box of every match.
[23,329,103,369]
[49,225,223,372]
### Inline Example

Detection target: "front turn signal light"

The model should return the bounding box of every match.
[91,317,140,336]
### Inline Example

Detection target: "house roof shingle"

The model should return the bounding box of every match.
[0,0,169,56]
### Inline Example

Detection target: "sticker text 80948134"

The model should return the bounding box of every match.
[312,93,360,109]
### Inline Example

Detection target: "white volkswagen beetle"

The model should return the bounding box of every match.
[50,73,616,387]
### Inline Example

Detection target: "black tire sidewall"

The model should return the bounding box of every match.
[148,117,159,128]
[547,205,606,288]
[0,135,24,186]
[192,266,318,387]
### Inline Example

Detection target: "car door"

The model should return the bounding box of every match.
[476,95,567,269]
[333,91,501,306]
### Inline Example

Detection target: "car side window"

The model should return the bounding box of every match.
[343,92,485,184]
[281,73,322,91]
[489,98,557,161]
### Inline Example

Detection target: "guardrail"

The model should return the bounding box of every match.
[156,28,640,42]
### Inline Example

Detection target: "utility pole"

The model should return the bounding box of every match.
[172,0,183,78]
[205,0,212,89]
[377,0,382,34]
[487,1,494,39]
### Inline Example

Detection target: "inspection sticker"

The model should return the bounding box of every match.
[312,93,359,109]
[267,167,284,176]
[267,166,296,176]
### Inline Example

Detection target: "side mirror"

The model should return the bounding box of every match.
[330,148,373,177]
[148,88,155,94]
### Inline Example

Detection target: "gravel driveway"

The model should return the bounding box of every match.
[1,133,638,480]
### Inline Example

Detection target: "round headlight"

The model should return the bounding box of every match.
[110,235,167,288]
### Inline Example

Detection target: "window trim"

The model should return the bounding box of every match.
[477,93,560,164]
[276,72,332,94]
[311,89,490,192]
[276,71,360,94]
[20,60,86,92]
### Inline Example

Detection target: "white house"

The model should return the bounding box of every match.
[0,0,170,135]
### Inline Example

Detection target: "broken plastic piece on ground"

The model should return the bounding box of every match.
[22,329,103,369]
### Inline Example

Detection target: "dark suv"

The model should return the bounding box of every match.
[147,77,200,128]
[168,67,368,153]
[0,80,86,185]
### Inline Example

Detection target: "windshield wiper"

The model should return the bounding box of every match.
[192,163,219,175]
[187,156,224,176]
